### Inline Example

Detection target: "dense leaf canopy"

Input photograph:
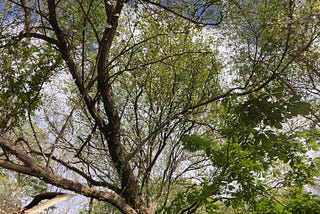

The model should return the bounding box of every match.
[0,0,319,213]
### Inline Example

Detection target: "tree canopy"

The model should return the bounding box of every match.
[0,0,320,213]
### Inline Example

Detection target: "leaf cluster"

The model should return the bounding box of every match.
[174,87,318,212]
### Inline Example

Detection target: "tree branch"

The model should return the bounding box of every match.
[142,0,223,26]
[0,137,136,214]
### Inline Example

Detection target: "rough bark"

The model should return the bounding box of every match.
[49,0,140,211]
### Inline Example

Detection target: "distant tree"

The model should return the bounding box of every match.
[80,198,121,214]
[0,171,22,213]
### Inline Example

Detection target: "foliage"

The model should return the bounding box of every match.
[0,38,60,131]
[285,193,320,214]
[251,190,320,214]
[79,199,121,214]
[173,87,319,212]
[0,0,319,213]
[0,170,22,213]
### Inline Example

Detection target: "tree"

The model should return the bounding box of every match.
[0,170,22,213]
[0,0,319,213]
[80,198,121,214]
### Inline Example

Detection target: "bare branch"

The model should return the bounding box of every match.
[142,0,223,26]
[0,137,136,214]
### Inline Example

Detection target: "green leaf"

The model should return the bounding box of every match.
[291,102,311,116]
[181,135,213,152]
